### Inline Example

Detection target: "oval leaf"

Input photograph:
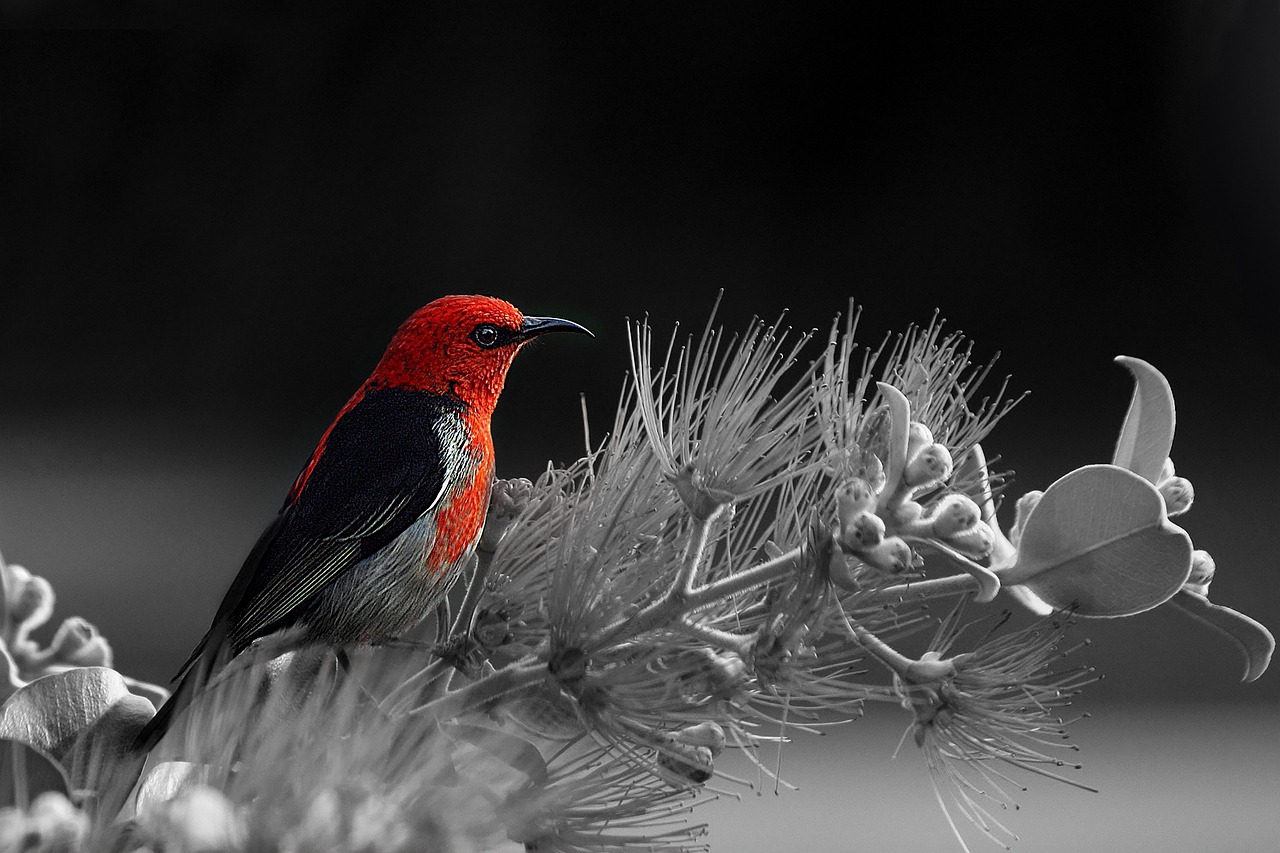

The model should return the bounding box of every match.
[0,666,131,762]
[1168,591,1275,683]
[0,738,70,807]
[1112,356,1175,484]
[1002,464,1192,617]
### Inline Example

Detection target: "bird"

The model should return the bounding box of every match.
[135,295,591,751]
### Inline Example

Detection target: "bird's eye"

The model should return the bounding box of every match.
[471,324,502,349]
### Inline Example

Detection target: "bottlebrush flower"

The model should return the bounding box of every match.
[629,305,819,516]
[892,602,1098,853]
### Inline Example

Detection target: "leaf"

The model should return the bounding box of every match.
[0,666,132,761]
[1001,464,1192,617]
[1112,356,1175,484]
[1168,591,1275,683]
[0,738,70,808]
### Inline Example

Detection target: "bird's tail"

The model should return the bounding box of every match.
[131,658,206,754]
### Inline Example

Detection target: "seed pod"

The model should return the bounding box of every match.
[929,494,981,538]
[904,443,954,489]
[1159,476,1194,516]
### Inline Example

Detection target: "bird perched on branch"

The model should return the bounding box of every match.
[136,295,591,751]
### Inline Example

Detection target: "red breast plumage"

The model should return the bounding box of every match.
[136,295,590,751]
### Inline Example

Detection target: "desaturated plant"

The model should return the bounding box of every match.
[0,300,1271,852]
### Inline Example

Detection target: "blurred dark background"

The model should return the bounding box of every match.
[2,3,1278,849]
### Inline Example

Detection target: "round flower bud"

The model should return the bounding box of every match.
[929,494,981,539]
[859,536,914,574]
[5,565,55,637]
[1184,549,1215,597]
[1010,489,1044,548]
[674,721,726,757]
[49,617,112,668]
[657,741,714,785]
[942,520,995,559]
[478,477,534,551]
[836,478,878,517]
[838,509,885,553]
[1159,476,1194,517]
[904,443,954,489]
[906,421,935,461]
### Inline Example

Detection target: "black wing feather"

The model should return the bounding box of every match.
[187,387,460,669]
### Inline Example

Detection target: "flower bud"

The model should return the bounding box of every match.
[942,520,995,559]
[838,509,885,553]
[674,721,726,757]
[1159,476,1194,516]
[906,421,935,461]
[478,477,534,551]
[1159,457,1176,483]
[472,608,512,649]
[858,452,887,493]
[657,740,714,785]
[51,617,112,668]
[904,443,954,489]
[836,478,878,517]
[670,464,734,520]
[929,494,981,539]
[859,537,914,574]
[1184,549,1215,597]
[1010,490,1043,548]
[5,564,55,638]
[673,648,749,703]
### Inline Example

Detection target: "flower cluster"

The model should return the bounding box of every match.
[0,303,1271,853]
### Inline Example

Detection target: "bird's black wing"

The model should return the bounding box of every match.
[178,387,465,677]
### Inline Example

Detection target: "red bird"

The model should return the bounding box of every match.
[137,295,590,750]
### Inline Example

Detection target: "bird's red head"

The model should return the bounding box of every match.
[368,295,591,414]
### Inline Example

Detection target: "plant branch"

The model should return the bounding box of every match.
[408,659,545,722]
[449,551,488,638]
[587,545,803,653]
[675,618,753,657]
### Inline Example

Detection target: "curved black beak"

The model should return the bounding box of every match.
[519,315,594,341]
